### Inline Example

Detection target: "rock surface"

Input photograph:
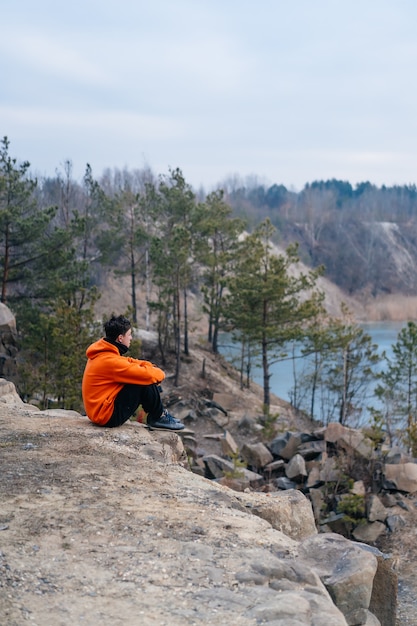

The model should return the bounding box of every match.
[0,397,399,626]
[0,303,18,379]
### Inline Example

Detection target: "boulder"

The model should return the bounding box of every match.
[220,430,239,456]
[352,521,386,544]
[319,456,341,483]
[297,438,327,459]
[325,422,374,459]
[268,431,295,459]
[367,495,388,522]
[263,458,285,475]
[384,462,417,493]
[246,588,349,625]
[241,441,273,469]
[350,480,366,496]
[0,378,25,406]
[235,488,317,541]
[298,533,378,625]
[380,492,398,507]
[362,612,381,625]
[275,476,297,490]
[385,445,412,464]
[269,431,314,460]
[202,454,264,489]
[368,548,398,626]
[0,303,18,378]
[385,514,406,532]
[309,487,324,523]
[306,465,322,489]
[285,453,307,481]
[238,552,348,625]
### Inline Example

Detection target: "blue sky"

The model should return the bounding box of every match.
[2,0,417,191]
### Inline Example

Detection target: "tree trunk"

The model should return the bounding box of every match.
[212,285,223,354]
[310,352,320,419]
[145,247,150,331]
[183,287,189,356]
[130,248,137,324]
[340,348,348,424]
[173,285,181,386]
[262,335,270,412]
[1,229,10,303]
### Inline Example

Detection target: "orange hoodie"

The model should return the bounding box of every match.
[82,338,165,425]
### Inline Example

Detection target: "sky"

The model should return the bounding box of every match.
[2,0,417,192]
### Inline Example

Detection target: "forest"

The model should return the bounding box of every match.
[2,136,417,452]
[223,176,417,296]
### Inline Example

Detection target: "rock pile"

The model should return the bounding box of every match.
[196,418,417,549]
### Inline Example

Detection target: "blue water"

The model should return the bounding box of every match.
[218,321,406,404]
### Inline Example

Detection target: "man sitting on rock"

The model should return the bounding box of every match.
[82,315,185,431]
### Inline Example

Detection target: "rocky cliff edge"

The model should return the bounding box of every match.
[0,391,397,626]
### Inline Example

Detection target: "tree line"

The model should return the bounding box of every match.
[2,137,417,453]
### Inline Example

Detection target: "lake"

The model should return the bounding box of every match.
[218,321,406,405]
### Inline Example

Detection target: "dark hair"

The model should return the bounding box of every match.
[104,315,131,341]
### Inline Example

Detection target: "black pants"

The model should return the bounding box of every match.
[105,383,163,428]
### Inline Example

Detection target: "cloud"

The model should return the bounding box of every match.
[0,106,183,140]
[2,0,417,190]
[0,30,108,86]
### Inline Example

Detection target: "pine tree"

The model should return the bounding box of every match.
[17,294,100,411]
[193,190,245,352]
[0,137,56,303]
[313,312,381,426]
[224,218,324,413]
[375,321,417,448]
[149,169,196,382]
[11,158,103,411]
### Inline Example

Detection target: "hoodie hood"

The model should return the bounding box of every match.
[86,337,119,360]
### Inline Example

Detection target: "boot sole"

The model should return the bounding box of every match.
[145,424,185,432]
